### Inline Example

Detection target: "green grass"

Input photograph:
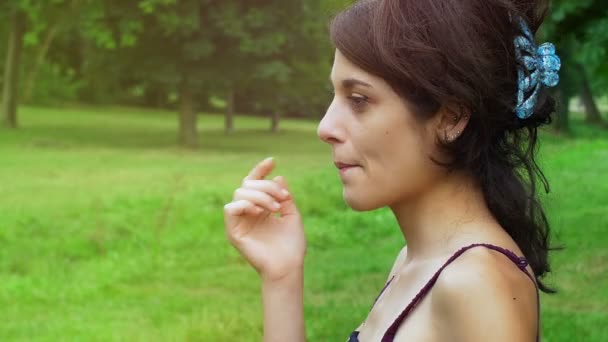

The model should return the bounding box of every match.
[0,106,607,341]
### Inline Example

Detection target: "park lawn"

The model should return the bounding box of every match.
[0,106,606,341]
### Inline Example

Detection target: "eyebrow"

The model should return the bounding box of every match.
[330,77,374,89]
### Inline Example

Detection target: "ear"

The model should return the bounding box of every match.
[435,101,471,143]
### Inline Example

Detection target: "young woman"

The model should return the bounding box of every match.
[223,0,561,341]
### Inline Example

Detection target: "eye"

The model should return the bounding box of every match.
[347,94,369,109]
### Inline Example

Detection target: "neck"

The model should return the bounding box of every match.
[390,170,497,263]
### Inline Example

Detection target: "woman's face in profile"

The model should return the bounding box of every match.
[317,49,444,211]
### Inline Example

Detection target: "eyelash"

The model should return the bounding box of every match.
[348,95,369,106]
[330,90,369,110]
[347,95,369,109]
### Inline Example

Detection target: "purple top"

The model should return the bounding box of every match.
[348,243,540,342]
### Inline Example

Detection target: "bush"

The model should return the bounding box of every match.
[23,62,83,106]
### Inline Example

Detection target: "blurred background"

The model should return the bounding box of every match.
[0,0,606,341]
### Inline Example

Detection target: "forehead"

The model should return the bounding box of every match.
[330,49,379,86]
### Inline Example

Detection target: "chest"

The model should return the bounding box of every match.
[356,267,445,341]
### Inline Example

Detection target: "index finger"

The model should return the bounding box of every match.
[244,157,275,181]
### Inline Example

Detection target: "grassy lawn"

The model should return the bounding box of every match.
[0,106,606,341]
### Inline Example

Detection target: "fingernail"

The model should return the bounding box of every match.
[273,202,281,209]
[281,189,290,197]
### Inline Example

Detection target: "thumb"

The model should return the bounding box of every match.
[273,176,298,216]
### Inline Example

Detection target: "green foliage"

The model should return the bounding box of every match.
[56,0,335,114]
[5,0,69,46]
[21,62,82,105]
[546,0,608,95]
[0,0,352,118]
[2,0,604,121]
[0,106,606,340]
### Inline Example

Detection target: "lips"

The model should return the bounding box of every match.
[334,162,360,169]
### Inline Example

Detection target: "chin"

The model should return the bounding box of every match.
[343,189,383,212]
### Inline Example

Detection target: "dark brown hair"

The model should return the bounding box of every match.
[330,0,556,293]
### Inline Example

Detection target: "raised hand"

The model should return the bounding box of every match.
[224,157,307,282]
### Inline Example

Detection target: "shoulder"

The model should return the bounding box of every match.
[430,246,538,342]
[387,245,408,280]
[356,245,407,332]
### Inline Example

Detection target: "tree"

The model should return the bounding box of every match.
[577,63,606,127]
[1,8,26,128]
[22,0,83,103]
[118,0,214,147]
[1,0,94,125]
[121,0,332,145]
[230,1,335,133]
[544,0,608,131]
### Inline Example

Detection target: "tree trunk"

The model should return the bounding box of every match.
[577,65,605,126]
[271,110,280,133]
[225,88,234,135]
[23,21,59,103]
[1,11,27,129]
[178,77,199,148]
[553,87,571,135]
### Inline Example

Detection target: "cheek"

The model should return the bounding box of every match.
[342,109,438,210]
[386,131,428,175]
[377,126,423,168]
[371,128,435,202]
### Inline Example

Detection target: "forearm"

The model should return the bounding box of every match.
[261,270,306,342]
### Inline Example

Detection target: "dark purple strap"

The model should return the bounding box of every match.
[380,243,540,342]
[372,275,396,307]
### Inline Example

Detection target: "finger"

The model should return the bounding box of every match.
[244,157,275,181]
[233,188,282,212]
[224,200,264,217]
[224,200,256,216]
[272,176,298,216]
[241,179,290,201]
[224,200,264,242]
[224,200,264,232]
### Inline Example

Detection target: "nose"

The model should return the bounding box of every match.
[317,99,344,145]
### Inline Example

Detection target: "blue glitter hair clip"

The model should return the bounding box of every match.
[512,15,561,120]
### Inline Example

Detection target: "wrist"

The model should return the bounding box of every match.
[261,267,306,342]
[261,266,304,287]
